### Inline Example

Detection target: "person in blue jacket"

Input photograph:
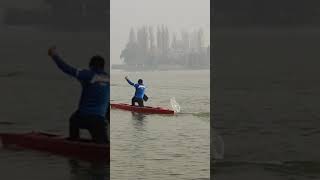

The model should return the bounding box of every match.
[48,46,109,144]
[125,76,145,107]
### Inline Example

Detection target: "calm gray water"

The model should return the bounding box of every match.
[110,70,210,179]
[213,28,320,179]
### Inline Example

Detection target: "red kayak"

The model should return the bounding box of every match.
[111,103,174,115]
[0,132,109,161]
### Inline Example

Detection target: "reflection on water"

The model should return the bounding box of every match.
[69,159,109,180]
[131,112,147,134]
[0,147,110,180]
[131,112,147,122]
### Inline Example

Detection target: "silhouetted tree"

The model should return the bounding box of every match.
[156,26,161,51]
[148,26,155,51]
[120,27,139,65]
[128,27,136,44]
[197,28,204,51]
[171,32,177,49]
[181,31,190,50]
[164,26,170,52]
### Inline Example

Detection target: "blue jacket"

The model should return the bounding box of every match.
[126,79,145,99]
[52,55,109,120]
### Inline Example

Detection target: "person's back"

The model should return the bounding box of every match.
[77,69,109,118]
[133,82,145,99]
[48,47,109,144]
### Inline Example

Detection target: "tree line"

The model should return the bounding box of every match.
[120,25,210,69]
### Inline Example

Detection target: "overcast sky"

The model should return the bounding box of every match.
[110,0,210,64]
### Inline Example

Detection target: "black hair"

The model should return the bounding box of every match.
[138,79,143,84]
[89,55,105,69]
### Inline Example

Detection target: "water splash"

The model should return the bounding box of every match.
[170,97,181,113]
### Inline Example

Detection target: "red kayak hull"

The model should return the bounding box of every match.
[0,132,109,161]
[111,103,174,115]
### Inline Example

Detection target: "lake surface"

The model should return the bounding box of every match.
[110,70,210,179]
[213,28,320,179]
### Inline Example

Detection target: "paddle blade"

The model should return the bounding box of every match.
[170,97,181,113]
[143,94,149,102]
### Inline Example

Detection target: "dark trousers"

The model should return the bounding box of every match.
[131,97,144,107]
[69,112,108,144]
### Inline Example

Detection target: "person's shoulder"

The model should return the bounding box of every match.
[77,69,95,80]
[79,69,94,75]
[92,71,109,83]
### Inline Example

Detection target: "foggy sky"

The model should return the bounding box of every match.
[110,0,210,64]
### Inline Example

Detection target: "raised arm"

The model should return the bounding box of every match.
[125,76,135,86]
[48,47,77,78]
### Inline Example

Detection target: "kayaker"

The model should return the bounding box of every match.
[48,46,109,144]
[125,76,146,107]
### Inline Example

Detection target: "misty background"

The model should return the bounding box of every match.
[110,0,210,65]
[213,0,320,179]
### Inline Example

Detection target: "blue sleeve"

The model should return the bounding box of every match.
[52,55,93,82]
[126,78,135,86]
[52,55,77,78]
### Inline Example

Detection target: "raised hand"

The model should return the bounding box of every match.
[48,46,57,57]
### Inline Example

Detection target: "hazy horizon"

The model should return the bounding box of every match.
[110,0,210,65]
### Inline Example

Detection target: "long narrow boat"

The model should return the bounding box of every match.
[111,103,175,115]
[0,132,109,161]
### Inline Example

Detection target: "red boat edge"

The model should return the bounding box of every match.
[111,103,175,115]
[0,132,109,162]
